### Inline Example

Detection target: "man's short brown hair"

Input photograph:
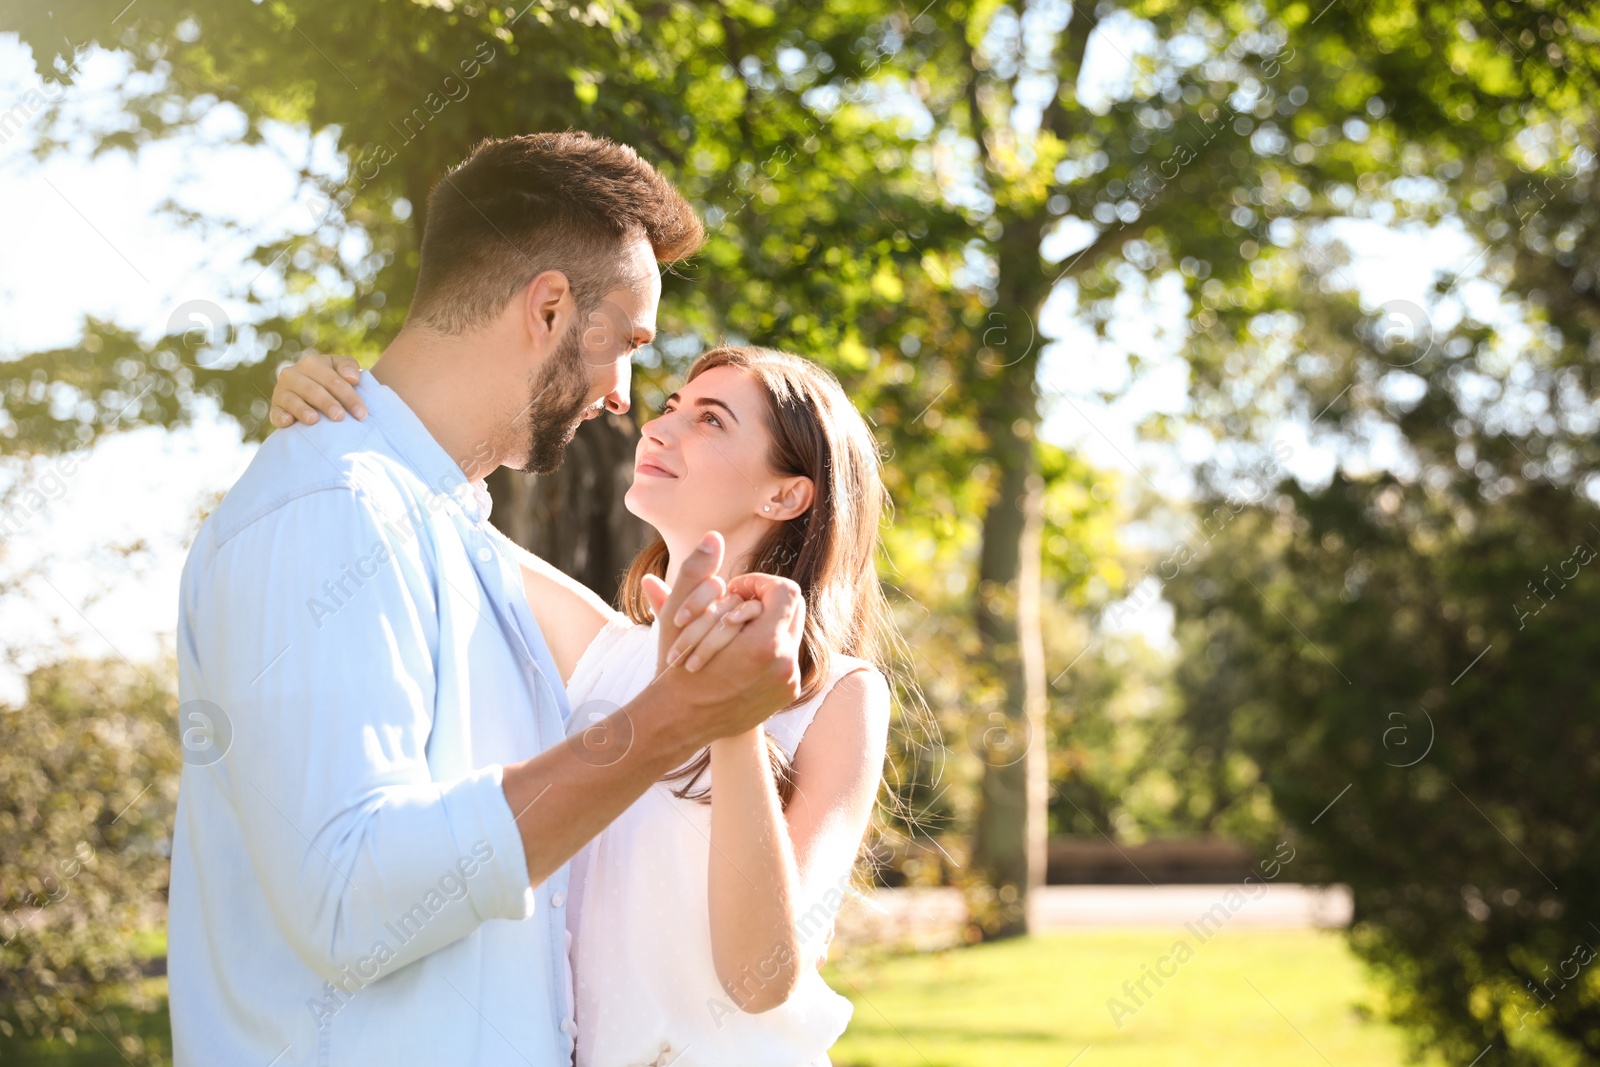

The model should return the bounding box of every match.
[410,131,704,334]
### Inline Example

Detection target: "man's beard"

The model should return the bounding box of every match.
[517,319,596,475]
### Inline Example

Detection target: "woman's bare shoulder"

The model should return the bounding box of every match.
[497,535,624,682]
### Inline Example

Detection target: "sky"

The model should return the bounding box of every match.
[0,29,1489,702]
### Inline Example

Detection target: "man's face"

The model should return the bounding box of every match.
[516,318,594,474]
[515,235,661,474]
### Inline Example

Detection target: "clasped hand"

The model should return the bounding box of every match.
[640,533,805,733]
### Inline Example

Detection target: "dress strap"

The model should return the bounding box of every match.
[764,654,877,760]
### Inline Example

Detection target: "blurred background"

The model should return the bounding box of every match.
[0,0,1595,1064]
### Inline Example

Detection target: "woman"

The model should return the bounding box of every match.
[271,345,894,1067]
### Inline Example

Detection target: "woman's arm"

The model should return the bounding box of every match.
[268,352,625,684]
[785,668,892,912]
[498,538,621,685]
[706,667,891,1012]
[269,352,366,427]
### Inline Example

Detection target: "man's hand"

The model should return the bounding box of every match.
[660,571,805,674]
[662,588,761,673]
[643,538,766,675]
[497,532,805,890]
[642,534,805,747]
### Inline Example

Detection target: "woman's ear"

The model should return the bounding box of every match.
[767,476,814,521]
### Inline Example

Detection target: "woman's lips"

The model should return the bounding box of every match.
[635,459,678,478]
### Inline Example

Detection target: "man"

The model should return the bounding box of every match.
[170,132,805,1066]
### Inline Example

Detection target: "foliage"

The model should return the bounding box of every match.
[1169,463,1600,1064]
[0,0,1151,903]
[5,0,1439,933]
[871,437,1140,887]
[15,0,1600,1055]
[0,657,178,1062]
[1077,0,1600,1059]
[0,0,943,451]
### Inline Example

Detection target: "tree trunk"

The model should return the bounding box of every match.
[970,405,1048,938]
[969,221,1051,940]
[486,412,651,602]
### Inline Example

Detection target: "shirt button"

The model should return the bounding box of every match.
[559,1018,573,1035]
[477,546,492,562]
[551,891,566,907]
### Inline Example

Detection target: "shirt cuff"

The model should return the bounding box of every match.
[442,763,538,922]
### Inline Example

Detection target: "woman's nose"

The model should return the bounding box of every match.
[646,405,692,443]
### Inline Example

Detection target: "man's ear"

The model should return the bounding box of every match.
[769,476,815,521]
[521,269,575,349]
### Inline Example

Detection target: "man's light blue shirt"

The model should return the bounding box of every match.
[170,377,576,1066]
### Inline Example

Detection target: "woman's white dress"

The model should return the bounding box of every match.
[563,614,870,1067]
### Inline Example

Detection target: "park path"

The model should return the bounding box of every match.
[832,884,1353,952]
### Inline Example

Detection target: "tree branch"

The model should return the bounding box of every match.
[1042,2,1100,145]
[1054,213,1156,282]
[960,32,993,174]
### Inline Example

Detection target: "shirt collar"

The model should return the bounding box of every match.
[355,376,493,523]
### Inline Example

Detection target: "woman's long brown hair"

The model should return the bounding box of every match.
[618,345,893,808]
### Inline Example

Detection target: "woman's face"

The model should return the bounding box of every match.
[625,365,801,551]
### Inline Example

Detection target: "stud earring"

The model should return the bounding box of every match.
[762,505,772,513]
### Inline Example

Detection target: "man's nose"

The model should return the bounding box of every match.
[604,359,631,415]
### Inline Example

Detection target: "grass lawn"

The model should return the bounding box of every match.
[5,927,1434,1065]
[823,928,1438,1067]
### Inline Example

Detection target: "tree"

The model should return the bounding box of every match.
[0,0,1046,919]
[1154,0,1600,1059]
[835,0,1368,934]
[0,0,905,590]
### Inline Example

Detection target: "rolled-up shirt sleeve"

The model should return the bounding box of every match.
[195,484,534,982]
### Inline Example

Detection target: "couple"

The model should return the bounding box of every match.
[170,131,894,1067]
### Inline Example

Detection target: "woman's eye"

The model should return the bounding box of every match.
[701,411,722,428]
